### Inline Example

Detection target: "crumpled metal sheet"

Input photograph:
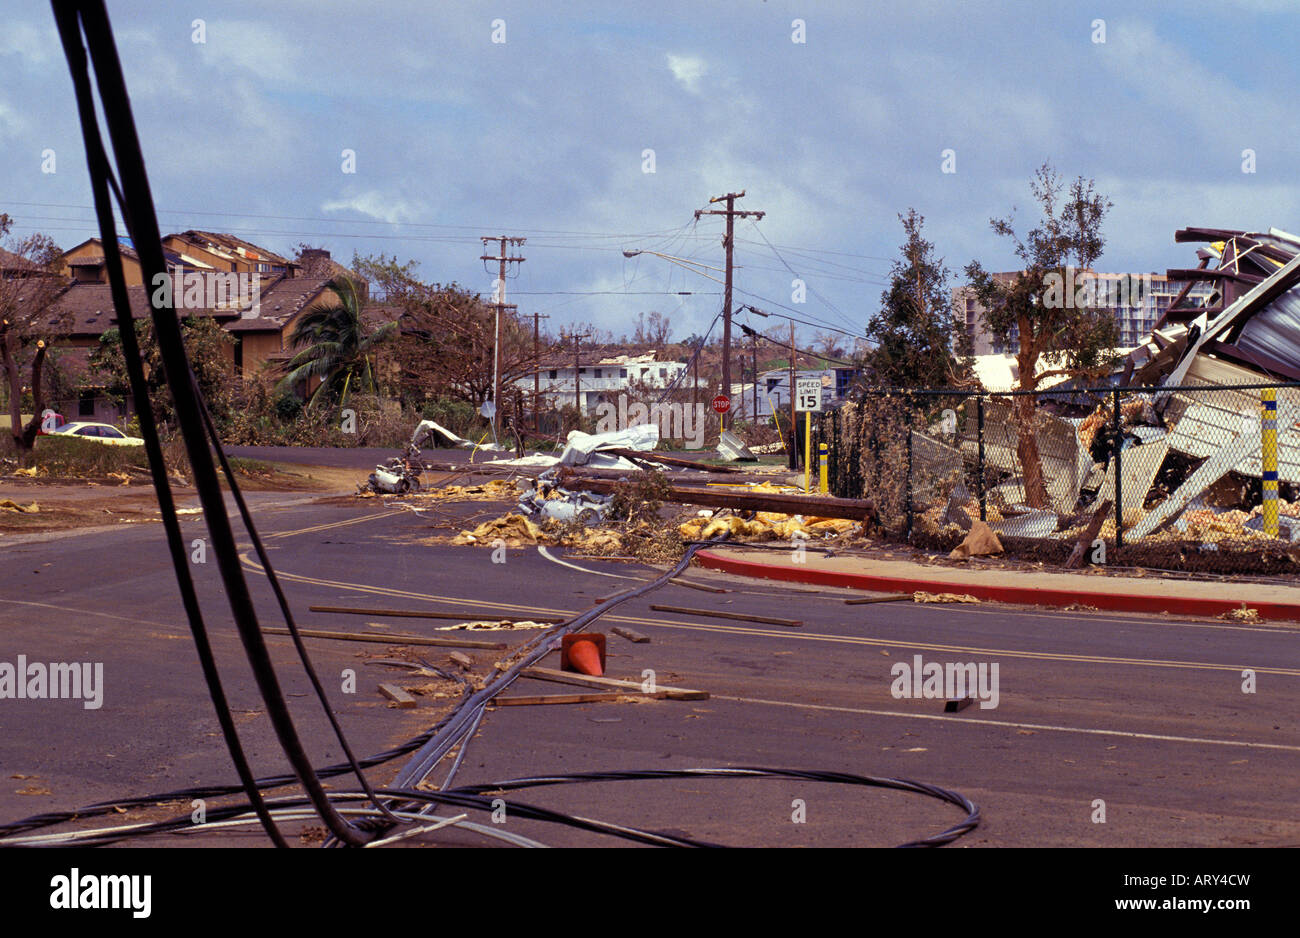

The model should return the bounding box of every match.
[557,423,659,467]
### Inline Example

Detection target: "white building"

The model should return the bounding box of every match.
[755,367,861,418]
[519,351,689,415]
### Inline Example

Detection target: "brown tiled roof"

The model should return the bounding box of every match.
[226,275,333,332]
[51,283,238,337]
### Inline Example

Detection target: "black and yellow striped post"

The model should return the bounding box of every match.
[819,441,828,493]
[1262,388,1279,538]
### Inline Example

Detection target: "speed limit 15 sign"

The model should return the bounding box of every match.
[794,376,822,412]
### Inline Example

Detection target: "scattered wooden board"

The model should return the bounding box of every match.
[261,627,506,650]
[521,666,708,700]
[378,683,417,708]
[649,603,801,627]
[492,691,667,706]
[611,626,650,644]
[670,578,729,594]
[844,594,911,605]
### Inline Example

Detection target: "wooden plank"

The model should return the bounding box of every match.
[492,691,667,706]
[521,666,708,700]
[378,683,417,708]
[447,651,473,670]
[844,594,911,605]
[309,605,565,624]
[261,627,507,650]
[611,626,650,644]
[670,577,729,594]
[649,603,802,627]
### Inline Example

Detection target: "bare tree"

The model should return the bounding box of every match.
[0,214,69,449]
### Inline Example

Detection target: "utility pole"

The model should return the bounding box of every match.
[480,235,526,437]
[569,331,590,421]
[789,324,797,471]
[695,191,764,429]
[532,311,549,431]
[751,330,758,423]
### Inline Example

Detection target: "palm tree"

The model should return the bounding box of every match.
[277,276,396,408]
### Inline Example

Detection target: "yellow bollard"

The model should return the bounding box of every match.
[1262,388,1279,537]
[819,441,828,494]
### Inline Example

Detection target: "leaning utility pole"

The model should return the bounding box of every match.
[480,235,526,436]
[695,191,764,429]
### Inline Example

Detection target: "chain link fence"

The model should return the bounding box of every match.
[819,382,1300,575]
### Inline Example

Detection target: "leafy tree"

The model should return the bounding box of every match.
[0,214,69,449]
[864,209,973,389]
[277,276,395,408]
[91,316,236,431]
[351,253,561,415]
[964,163,1119,507]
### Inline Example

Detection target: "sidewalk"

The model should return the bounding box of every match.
[694,546,1300,622]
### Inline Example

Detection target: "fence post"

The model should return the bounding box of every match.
[977,393,986,522]
[1113,387,1123,554]
[905,395,914,542]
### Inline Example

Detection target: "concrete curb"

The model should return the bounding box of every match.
[694,549,1300,621]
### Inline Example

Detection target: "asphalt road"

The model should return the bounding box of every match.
[1,490,1297,848]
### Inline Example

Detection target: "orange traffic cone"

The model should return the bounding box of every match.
[561,633,606,676]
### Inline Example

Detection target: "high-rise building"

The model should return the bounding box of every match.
[952,271,1214,355]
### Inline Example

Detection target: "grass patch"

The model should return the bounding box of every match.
[9,435,145,479]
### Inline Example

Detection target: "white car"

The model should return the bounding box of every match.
[52,422,145,446]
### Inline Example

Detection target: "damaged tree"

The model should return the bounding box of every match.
[0,216,69,450]
[965,164,1119,508]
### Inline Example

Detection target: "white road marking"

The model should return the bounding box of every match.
[715,694,1300,753]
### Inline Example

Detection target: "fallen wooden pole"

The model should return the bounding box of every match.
[605,448,740,473]
[844,594,912,605]
[649,603,802,627]
[262,627,507,649]
[492,690,667,706]
[558,471,874,522]
[310,604,565,624]
[522,666,708,700]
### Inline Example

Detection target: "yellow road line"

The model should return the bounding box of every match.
[239,556,1300,678]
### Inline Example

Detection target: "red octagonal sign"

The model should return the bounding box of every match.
[711,394,730,414]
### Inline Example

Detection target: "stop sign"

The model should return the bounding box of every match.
[711,394,730,414]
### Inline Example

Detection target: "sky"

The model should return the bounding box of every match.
[4,0,1300,347]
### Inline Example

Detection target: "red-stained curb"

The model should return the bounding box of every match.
[694,549,1300,622]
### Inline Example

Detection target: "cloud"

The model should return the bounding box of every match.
[322,191,426,225]
[666,53,707,93]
